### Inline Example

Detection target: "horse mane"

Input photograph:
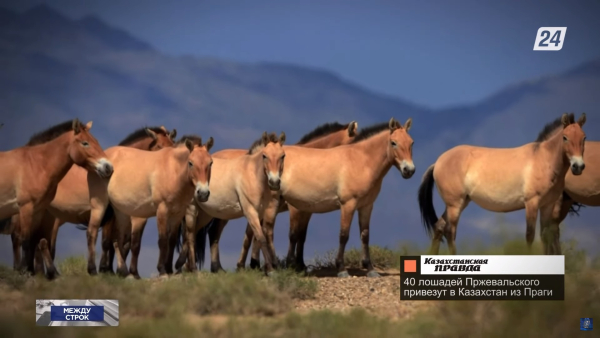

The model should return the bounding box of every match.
[349,122,389,144]
[534,113,574,143]
[26,119,83,146]
[177,134,203,146]
[296,122,349,145]
[118,126,170,146]
[248,132,279,154]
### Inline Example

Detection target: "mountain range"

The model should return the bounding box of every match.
[1,4,599,276]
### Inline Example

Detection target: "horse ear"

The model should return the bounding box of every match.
[205,137,214,151]
[160,126,168,133]
[85,121,93,130]
[577,113,586,127]
[261,131,269,145]
[169,129,177,140]
[348,121,358,136]
[145,128,158,140]
[388,117,396,130]
[72,118,81,135]
[404,118,412,132]
[184,138,194,152]
[279,132,286,145]
[561,113,571,127]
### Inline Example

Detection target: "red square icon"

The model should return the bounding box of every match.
[404,260,417,273]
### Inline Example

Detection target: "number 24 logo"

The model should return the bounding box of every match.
[533,27,567,51]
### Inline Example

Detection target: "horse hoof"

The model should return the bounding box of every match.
[46,268,58,281]
[266,270,277,277]
[87,267,98,276]
[158,274,169,280]
[337,271,350,278]
[117,268,129,278]
[125,274,136,280]
[366,270,381,278]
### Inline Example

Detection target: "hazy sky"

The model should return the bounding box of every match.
[3,0,600,108]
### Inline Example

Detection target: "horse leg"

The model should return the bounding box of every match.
[129,217,148,279]
[540,198,567,255]
[87,185,109,275]
[237,224,255,270]
[11,231,21,271]
[357,203,379,277]
[155,205,171,277]
[242,203,275,276]
[292,209,312,272]
[249,232,261,270]
[335,201,357,278]
[208,218,228,273]
[261,197,281,269]
[429,209,447,255]
[524,198,540,254]
[443,199,470,255]
[38,238,57,280]
[166,219,180,274]
[18,204,41,275]
[99,214,116,274]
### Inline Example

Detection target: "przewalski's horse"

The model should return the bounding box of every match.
[419,113,587,255]
[173,132,286,276]
[0,119,113,278]
[184,121,359,273]
[88,135,213,278]
[8,126,176,276]
[182,118,414,278]
[543,138,597,255]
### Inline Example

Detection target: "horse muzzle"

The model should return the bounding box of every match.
[95,159,114,179]
[570,157,585,176]
[398,160,415,179]
[195,188,210,203]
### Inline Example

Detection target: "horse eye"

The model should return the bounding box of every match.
[81,141,89,147]
[563,136,568,142]
[210,161,213,167]
[391,141,397,147]
[262,154,267,159]
[188,161,193,167]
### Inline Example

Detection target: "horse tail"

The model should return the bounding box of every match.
[0,217,12,235]
[74,204,115,231]
[418,164,442,241]
[195,218,216,270]
[564,192,585,217]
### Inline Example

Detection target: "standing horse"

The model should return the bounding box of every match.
[181,118,415,278]
[183,121,359,273]
[87,135,213,278]
[173,132,286,276]
[6,126,176,275]
[418,113,587,255]
[544,139,597,255]
[0,119,113,277]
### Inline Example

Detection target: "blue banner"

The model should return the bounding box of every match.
[50,306,104,322]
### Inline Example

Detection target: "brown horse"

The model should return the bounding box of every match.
[0,119,113,277]
[173,132,286,276]
[7,126,176,276]
[181,121,359,273]
[419,113,587,255]
[87,135,213,278]
[180,118,414,278]
[544,139,598,255]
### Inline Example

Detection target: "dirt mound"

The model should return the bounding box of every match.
[293,268,432,320]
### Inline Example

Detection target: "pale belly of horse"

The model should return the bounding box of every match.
[111,198,158,218]
[283,191,339,214]
[199,198,244,220]
[468,188,524,213]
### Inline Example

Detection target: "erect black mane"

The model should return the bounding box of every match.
[26,119,83,146]
[535,113,574,143]
[296,122,349,145]
[248,132,279,154]
[349,122,389,144]
[177,134,203,146]
[118,126,170,146]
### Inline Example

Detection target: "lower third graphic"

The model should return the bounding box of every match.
[36,299,119,326]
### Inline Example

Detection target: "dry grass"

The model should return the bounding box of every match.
[1,235,599,337]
